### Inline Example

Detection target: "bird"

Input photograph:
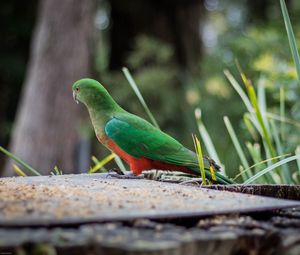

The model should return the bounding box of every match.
[72,78,234,184]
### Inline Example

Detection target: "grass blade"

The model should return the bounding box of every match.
[224,70,253,112]
[244,76,276,157]
[122,67,160,129]
[0,146,41,176]
[245,142,263,176]
[51,166,63,175]
[114,155,127,173]
[13,164,27,177]
[243,154,300,184]
[280,0,300,84]
[194,108,223,172]
[89,153,116,173]
[257,78,270,134]
[233,153,290,182]
[296,146,300,173]
[270,120,291,183]
[266,112,300,129]
[243,113,259,141]
[91,156,107,172]
[223,116,251,180]
[224,69,261,132]
[192,134,206,185]
[280,87,286,140]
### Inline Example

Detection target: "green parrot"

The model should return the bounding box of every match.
[72,78,234,184]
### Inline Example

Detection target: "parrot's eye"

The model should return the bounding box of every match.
[76,87,80,92]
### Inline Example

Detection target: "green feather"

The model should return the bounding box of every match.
[105,114,233,184]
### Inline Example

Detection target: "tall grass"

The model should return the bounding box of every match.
[122,67,160,129]
[0,146,41,176]
[280,0,300,84]
[192,134,207,185]
[194,0,300,183]
[194,108,223,173]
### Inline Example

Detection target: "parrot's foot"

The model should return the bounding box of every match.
[107,169,144,179]
[108,168,125,175]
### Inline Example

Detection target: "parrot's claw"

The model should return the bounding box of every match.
[108,168,125,175]
[107,169,144,179]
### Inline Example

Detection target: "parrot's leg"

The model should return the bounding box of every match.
[107,169,144,179]
[108,168,124,175]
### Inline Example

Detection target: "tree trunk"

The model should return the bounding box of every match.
[0,0,38,170]
[108,0,204,72]
[3,0,96,176]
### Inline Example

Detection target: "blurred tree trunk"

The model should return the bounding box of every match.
[109,0,204,72]
[0,0,38,170]
[246,0,292,23]
[3,0,96,176]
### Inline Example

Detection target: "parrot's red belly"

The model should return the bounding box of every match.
[97,134,194,176]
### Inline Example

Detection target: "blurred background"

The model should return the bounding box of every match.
[0,0,299,178]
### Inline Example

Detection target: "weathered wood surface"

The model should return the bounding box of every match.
[0,174,300,255]
[144,170,300,200]
[204,184,300,200]
[0,174,299,227]
[0,209,299,255]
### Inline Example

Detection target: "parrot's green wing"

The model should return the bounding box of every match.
[105,114,208,170]
[105,114,234,184]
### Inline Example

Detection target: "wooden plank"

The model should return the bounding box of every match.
[0,210,299,255]
[204,184,300,200]
[0,174,299,227]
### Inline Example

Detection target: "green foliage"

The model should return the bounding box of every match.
[50,166,63,176]
[244,155,300,184]
[195,1,300,176]
[224,69,299,183]
[280,0,300,84]
[13,164,27,176]
[194,108,222,170]
[192,134,206,185]
[122,67,160,129]
[192,1,300,184]
[99,35,190,141]
[0,146,41,176]
[126,35,174,69]
[92,1,300,184]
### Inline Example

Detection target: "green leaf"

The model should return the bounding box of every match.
[224,116,251,180]
[51,166,63,175]
[296,146,300,173]
[269,120,291,183]
[224,70,253,113]
[122,67,160,129]
[192,134,207,185]
[243,154,300,184]
[246,78,276,158]
[280,87,286,141]
[243,113,258,141]
[13,164,27,177]
[0,146,41,176]
[114,155,127,173]
[280,0,300,85]
[89,153,116,173]
[194,108,223,172]
[233,153,290,182]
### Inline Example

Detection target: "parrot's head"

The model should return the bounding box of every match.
[72,78,107,106]
[72,78,119,113]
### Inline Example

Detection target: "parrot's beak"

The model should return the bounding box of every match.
[73,91,79,104]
